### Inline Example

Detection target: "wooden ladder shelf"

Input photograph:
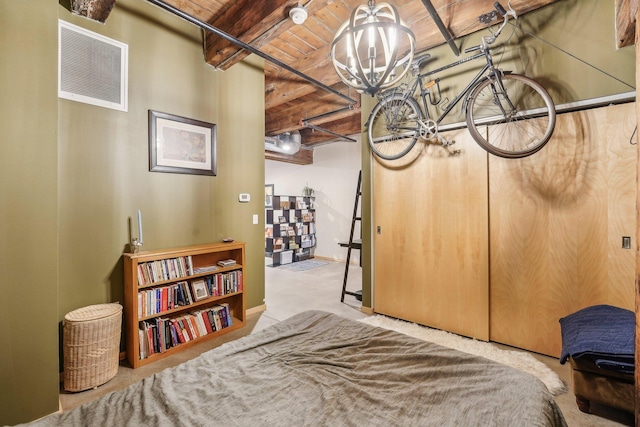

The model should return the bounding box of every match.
[340,170,362,302]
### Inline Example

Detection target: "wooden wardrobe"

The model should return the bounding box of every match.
[373,102,637,358]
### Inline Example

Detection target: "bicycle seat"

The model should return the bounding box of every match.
[411,53,432,70]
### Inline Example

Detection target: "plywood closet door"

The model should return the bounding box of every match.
[373,128,489,340]
[490,103,637,357]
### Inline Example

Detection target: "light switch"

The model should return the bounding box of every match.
[622,236,631,249]
[253,214,259,224]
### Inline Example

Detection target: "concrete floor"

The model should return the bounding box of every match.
[58,259,633,426]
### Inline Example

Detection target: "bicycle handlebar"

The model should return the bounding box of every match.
[480,2,516,49]
[455,4,518,56]
[494,2,507,16]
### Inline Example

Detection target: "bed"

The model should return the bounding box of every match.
[26,310,567,426]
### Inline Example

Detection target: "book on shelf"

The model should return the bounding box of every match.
[137,272,243,317]
[170,319,186,344]
[207,307,221,332]
[217,259,237,267]
[138,327,148,360]
[138,303,234,360]
[189,311,206,336]
[193,265,219,274]
[136,255,195,286]
[177,318,191,342]
[185,315,200,339]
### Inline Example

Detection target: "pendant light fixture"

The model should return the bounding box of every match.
[330,0,415,96]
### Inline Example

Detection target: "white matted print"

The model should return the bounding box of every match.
[149,110,217,176]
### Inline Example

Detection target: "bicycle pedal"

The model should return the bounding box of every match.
[439,136,454,147]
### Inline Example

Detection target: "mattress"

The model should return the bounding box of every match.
[23,310,567,426]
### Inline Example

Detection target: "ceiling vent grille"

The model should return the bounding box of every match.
[58,20,128,111]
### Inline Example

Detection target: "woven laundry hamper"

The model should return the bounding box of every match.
[63,303,122,392]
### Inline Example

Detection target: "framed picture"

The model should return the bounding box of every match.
[190,279,209,301]
[265,184,274,208]
[148,110,217,176]
[274,237,284,251]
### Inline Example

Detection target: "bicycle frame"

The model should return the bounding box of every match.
[392,49,503,133]
[382,3,515,132]
[368,3,555,160]
[420,55,495,125]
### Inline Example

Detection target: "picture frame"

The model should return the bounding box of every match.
[190,279,209,301]
[148,110,217,176]
[274,237,284,251]
[265,184,274,208]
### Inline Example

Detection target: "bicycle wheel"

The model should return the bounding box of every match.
[367,94,422,160]
[466,73,555,159]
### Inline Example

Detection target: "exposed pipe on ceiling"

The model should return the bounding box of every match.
[145,0,358,106]
[302,106,354,123]
[302,122,357,143]
[299,106,358,142]
[421,0,460,56]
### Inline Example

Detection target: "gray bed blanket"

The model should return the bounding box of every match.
[24,310,566,426]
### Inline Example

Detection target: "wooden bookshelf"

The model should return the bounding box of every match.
[123,242,246,368]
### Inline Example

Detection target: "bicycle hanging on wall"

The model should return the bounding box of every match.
[367,2,556,160]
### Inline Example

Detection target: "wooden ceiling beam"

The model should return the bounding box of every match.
[265,46,341,110]
[264,0,559,110]
[204,0,293,69]
[265,148,313,165]
[615,0,639,48]
[266,82,360,135]
[70,0,116,22]
[268,105,360,136]
[204,0,334,70]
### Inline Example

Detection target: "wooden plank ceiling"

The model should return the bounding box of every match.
[82,0,636,164]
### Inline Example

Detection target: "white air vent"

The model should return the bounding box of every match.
[58,20,128,111]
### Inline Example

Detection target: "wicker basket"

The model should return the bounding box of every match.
[63,303,123,392]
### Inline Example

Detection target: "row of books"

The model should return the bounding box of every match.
[137,256,195,286]
[138,303,233,360]
[268,209,315,225]
[137,270,243,318]
[274,198,312,210]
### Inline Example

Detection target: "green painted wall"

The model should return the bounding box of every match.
[1,0,265,424]
[56,0,265,319]
[0,0,60,424]
[414,0,634,126]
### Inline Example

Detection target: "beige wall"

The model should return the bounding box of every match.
[1,0,266,424]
